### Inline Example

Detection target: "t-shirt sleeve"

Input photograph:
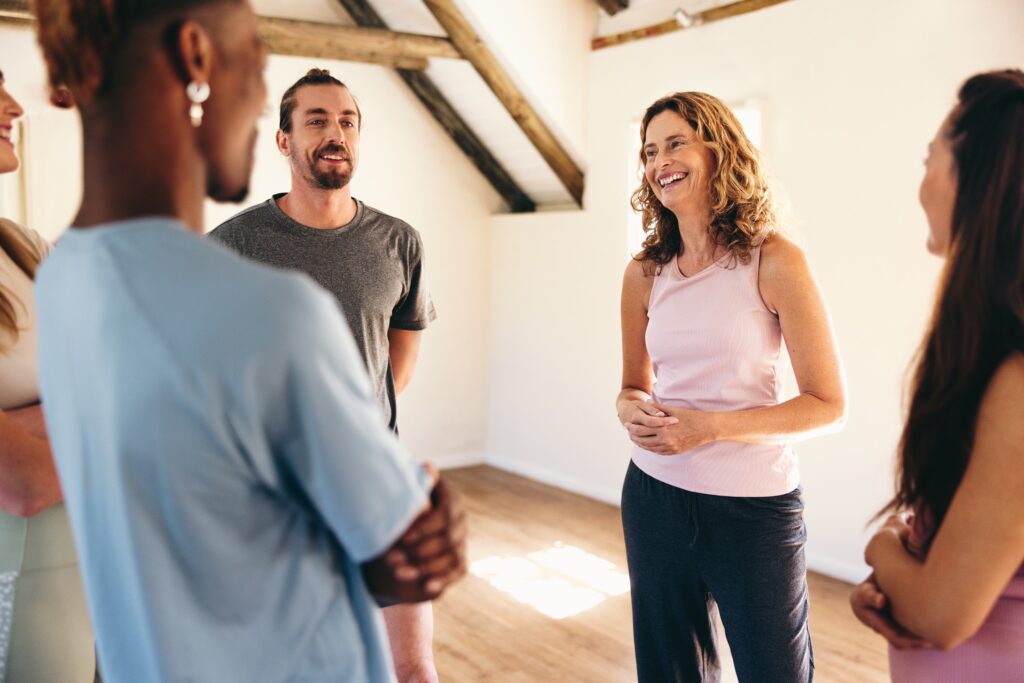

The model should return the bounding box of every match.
[269,281,431,563]
[206,221,237,248]
[389,231,437,331]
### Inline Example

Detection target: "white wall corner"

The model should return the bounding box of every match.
[806,551,871,586]
[485,455,622,507]
[430,452,487,471]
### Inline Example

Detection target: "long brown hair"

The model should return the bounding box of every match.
[630,92,777,274]
[0,221,44,349]
[886,70,1024,530]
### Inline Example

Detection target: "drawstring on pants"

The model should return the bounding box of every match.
[685,491,701,547]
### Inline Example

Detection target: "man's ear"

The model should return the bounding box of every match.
[275,129,290,157]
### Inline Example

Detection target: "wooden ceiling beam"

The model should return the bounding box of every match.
[0,14,31,30]
[595,0,630,16]
[257,17,462,71]
[335,0,535,212]
[0,0,31,26]
[593,0,793,50]
[422,0,584,206]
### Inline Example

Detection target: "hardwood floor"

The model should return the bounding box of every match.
[433,466,889,682]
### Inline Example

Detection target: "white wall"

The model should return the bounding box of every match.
[0,30,502,469]
[485,0,1024,582]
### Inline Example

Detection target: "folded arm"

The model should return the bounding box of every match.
[868,354,1024,650]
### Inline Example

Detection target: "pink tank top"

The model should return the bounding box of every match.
[631,246,799,497]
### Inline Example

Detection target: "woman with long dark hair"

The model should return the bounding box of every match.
[617,91,846,682]
[0,69,95,681]
[851,69,1024,679]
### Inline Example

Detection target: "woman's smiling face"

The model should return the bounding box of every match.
[642,110,714,216]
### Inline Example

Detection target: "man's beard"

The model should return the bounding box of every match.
[296,144,352,190]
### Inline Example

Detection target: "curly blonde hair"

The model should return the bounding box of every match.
[631,91,777,273]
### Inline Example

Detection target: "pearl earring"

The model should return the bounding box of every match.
[186,81,211,128]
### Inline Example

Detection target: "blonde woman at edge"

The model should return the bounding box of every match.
[0,70,95,681]
[617,92,846,682]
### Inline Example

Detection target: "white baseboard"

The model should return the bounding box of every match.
[806,551,871,585]
[428,452,486,470]
[485,455,622,506]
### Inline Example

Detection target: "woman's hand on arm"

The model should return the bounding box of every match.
[626,405,713,454]
[868,354,1024,650]
[850,572,934,650]
[0,406,62,517]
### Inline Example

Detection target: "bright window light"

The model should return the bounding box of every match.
[470,543,630,620]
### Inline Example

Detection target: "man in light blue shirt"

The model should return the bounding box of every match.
[36,217,459,681]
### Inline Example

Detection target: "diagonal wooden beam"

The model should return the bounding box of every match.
[595,0,630,16]
[422,0,584,206]
[593,0,793,50]
[335,0,535,212]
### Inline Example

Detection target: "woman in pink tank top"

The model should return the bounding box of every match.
[616,92,846,682]
[850,70,1024,681]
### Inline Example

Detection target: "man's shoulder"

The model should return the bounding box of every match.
[209,198,278,243]
[360,203,419,238]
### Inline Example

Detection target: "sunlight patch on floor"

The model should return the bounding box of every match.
[470,542,630,619]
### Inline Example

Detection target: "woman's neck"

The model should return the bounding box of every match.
[674,208,717,266]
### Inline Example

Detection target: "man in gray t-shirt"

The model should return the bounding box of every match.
[211,194,434,432]
[210,71,435,434]
[209,68,439,682]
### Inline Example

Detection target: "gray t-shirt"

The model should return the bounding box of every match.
[210,195,436,431]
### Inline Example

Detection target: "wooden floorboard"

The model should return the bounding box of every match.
[433,466,889,682]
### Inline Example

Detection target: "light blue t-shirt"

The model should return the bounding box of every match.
[35,218,431,682]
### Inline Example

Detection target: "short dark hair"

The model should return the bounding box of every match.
[278,68,361,133]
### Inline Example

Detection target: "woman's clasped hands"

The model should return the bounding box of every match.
[619,400,718,455]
